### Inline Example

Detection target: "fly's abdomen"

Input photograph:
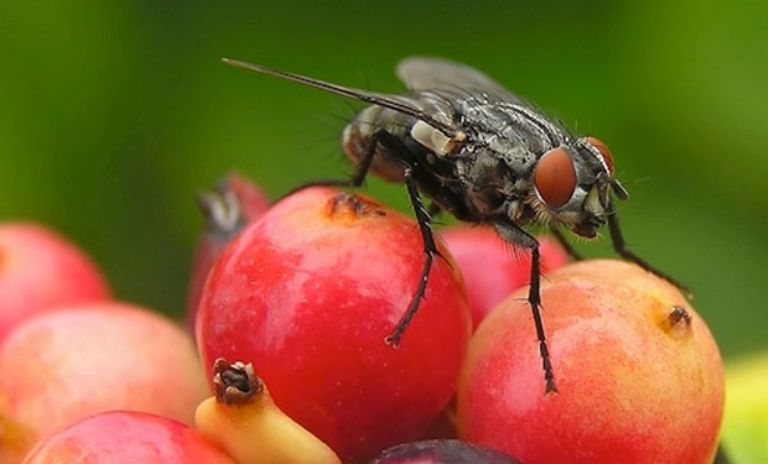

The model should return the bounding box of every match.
[342,105,416,183]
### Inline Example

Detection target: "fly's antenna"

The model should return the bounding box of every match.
[222,58,457,137]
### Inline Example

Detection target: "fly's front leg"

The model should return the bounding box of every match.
[495,223,557,394]
[285,129,394,196]
[606,208,691,296]
[549,226,583,261]
[385,167,442,347]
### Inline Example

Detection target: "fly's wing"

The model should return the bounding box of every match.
[396,57,527,105]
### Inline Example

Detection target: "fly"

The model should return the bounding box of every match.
[223,56,688,394]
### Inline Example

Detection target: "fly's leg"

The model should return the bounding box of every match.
[385,167,442,347]
[495,223,557,394]
[549,226,583,261]
[606,208,691,296]
[284,129,394,196]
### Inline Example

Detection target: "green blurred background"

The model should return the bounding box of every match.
[0,1,765,358]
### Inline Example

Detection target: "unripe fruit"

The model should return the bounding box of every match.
[721,350,768,463]
[195,359,341,464]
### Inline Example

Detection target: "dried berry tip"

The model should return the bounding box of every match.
[212,358,263,405]
[329,192,384,217]
[668,305,692,328]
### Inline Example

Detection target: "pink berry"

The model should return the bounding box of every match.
[457,260,724,464]
[0,302,208,462]
[0,222,110,343]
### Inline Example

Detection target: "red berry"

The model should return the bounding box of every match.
[197,187,472,462]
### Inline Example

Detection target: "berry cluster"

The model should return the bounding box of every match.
[0,173,724,463]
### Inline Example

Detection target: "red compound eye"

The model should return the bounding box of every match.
[586,137,615,174]
[534,147,576,208]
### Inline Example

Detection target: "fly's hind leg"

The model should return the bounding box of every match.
[385,166,444,348]
[284,129,397,196]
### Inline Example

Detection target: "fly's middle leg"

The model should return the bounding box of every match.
[494,222,557,394]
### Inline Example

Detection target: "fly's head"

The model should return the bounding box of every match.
[530,137,628,238]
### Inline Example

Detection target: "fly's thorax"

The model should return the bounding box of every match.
[450,145,530,220]
[434,102,562,221]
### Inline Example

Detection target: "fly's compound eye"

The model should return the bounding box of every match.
[585,136,615,174]
[534,147,577,209]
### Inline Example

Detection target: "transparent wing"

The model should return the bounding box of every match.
[396,57,526,104]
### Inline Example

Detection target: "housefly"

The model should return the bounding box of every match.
[223,56,687,393]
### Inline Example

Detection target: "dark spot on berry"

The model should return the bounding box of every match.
[330,193,385,217]
[668,305,692,328]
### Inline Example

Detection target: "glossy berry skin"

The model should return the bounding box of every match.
[0,222,110,343]
[457,260,724,464]
[22,411,235,464]
[439,226,568,328]
[197,187,472,463]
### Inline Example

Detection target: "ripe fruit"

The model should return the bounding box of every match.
[372,439,520,464]
[0,302,208,462]
[186,173,270,328]
[439,226,568,328]
[720,350,768,463]
[22,411,235,464]
[0,222,110,343]
[195,358,341,464]
[197,187,472,462]
[457,260,724,464]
